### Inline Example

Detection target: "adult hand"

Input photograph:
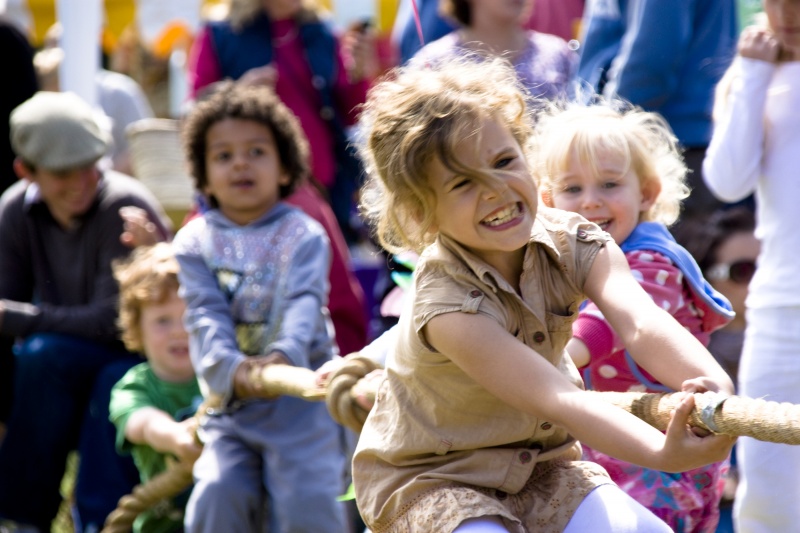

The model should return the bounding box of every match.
[119,206,161,248]
[239,64,279,89]
[341,21,379,82]
[738,26,781,63]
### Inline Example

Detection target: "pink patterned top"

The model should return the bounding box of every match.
[575,249,728,533]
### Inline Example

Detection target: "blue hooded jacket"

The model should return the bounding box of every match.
[578,0,737,146]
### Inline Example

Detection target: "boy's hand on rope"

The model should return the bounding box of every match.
[233,352,290,400]
[172,418,203,466]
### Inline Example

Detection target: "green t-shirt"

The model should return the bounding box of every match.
[109,362,203,533]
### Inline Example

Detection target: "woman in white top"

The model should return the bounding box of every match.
[703,2,800,531]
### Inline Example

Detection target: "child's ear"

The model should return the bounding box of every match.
[639,177,661,212]
[540,189,555,207]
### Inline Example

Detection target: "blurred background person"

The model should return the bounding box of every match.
[703,1,800,529]
[577,0,739,238]
[0,15,37,195]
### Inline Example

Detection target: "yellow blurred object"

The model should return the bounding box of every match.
[24,0,132,47]
[376,0,399,34]
[151,21,193,58]
[22,0,401,51]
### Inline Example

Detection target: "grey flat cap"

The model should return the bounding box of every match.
[10,91,111,171]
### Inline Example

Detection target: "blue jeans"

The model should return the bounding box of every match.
[0,333,141,531]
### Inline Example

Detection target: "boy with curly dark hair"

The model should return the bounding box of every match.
[173,82,348,532]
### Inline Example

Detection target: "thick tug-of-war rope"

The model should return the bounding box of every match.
[593,389,800,445]
[101,456,194,532]
[102,355,800,530]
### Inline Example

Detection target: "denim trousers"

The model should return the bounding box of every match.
[0,333,141,531]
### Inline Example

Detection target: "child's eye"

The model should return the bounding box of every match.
[156,316,172,326]
[601,181,619,189]
[212,151,231,162]
[563,185,582,194]
[249,146,265,157]
[494,157,515,169]
[449,177,471,190]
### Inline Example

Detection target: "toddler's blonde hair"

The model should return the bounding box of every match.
[535,102,688,226]
[358,57,535,254]
[113,243,181,353]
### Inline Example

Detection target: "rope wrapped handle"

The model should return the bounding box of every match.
[103,359,800,530]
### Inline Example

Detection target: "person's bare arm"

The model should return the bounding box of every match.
[564,337,590,368]
[425,309,733,473]
[124,407,202,466]
[583,242,734,395]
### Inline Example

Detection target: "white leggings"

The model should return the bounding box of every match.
[452,485,671,533]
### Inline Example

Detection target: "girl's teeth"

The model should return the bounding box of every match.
[484,204,520,226]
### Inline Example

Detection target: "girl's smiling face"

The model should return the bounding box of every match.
[544,147,660,244]
[428,115,538,283]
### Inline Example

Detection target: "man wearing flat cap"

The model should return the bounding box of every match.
[0,91,171,532]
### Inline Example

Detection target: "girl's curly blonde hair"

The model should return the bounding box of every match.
[113,243,181,353]
[535,101,689,226]
[358,56,535,254]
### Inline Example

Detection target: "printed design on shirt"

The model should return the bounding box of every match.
[215,268,243,301]
[201,212,308,355]
[211,266,272,355]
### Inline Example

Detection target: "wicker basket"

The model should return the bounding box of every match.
[126,118,194,211]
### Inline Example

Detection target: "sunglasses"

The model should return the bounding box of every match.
[706,259,756,284]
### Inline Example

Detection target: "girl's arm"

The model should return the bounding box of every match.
[425,310,733,473]
[124,407,202,466]
[583,242,734,394]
